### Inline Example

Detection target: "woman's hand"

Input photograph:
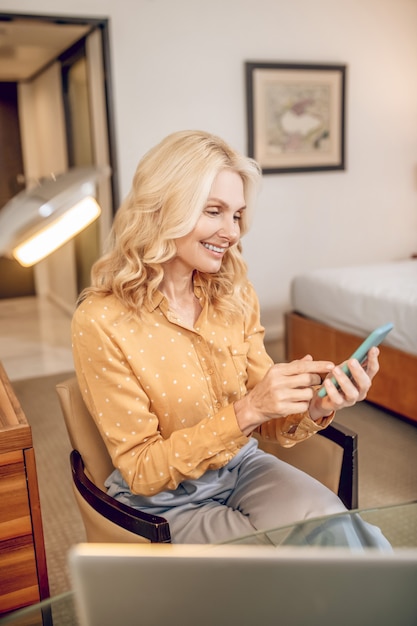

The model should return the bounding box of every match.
[234,355,334,435]
[308,346,380,421]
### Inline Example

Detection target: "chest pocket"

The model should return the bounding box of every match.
[228,342,249,389]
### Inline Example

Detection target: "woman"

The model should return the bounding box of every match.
[72,130,388,546]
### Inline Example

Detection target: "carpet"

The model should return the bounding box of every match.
[11,372,417,596]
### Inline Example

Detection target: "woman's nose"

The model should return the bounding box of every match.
[219,216,240,242]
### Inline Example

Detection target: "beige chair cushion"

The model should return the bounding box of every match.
[57,377,167,543]
[56,377,113,490]
[72,486,151,543]
[254,432,342,495]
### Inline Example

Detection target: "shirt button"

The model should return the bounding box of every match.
[207,368,214,375]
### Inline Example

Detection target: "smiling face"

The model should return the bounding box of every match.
[168,169,246,277]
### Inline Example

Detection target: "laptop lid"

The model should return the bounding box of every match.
[68,543,417,626]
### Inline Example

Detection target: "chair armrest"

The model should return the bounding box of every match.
[71,450,171,543]
[318,422,358,510]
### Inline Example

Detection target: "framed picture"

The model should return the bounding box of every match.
[245,62,346,174]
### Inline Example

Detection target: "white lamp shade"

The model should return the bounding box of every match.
[13,196,101,266]
[0,166,110,266]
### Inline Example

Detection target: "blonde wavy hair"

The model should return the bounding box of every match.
[80,130,262,319]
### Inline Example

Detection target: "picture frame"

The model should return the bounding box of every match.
[245,62,346,174]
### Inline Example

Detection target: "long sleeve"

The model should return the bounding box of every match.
[257,405,334,448]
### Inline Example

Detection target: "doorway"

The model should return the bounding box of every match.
[0,12,119,303]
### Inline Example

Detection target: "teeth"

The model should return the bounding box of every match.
[202,243,225,253]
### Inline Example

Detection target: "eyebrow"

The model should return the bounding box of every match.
[206,197,247,211]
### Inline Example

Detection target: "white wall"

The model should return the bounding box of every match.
[3,0,417,337]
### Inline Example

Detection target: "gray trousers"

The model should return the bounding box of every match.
[106,438,390,548]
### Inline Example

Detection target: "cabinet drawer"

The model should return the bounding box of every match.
[0,450,41,614]
[0,535,40,613]
[0,450,32,529]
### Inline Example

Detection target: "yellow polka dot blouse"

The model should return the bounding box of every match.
[72,280,332,496]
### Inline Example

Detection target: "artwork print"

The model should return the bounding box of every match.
[246,63,346,174]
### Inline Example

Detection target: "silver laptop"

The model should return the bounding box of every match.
[68,543,417,626]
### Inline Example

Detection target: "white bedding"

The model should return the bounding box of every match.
[291,260,417,356]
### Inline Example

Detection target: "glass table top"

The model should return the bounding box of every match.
[223,499,417,547]
[1,500,416,626]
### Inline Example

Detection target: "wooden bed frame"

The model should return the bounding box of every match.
[285,311,417,425]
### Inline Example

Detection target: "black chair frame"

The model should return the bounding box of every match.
[317,421,358,509]
[71,450,171,543]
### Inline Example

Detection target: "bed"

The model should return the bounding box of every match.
[285,259,417,424]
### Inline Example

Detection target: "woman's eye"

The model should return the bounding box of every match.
[234,212,242,222]
[206,209,220,217]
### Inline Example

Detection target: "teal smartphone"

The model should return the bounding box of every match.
[317,322,394,398]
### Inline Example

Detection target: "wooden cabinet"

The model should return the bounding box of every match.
[0,363,49,615]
